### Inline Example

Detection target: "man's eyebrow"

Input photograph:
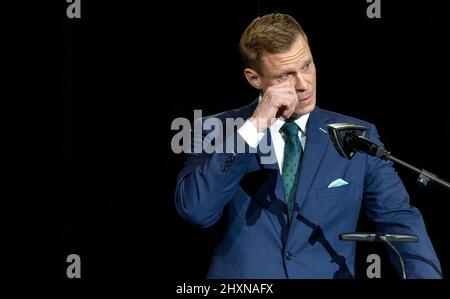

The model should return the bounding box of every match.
[279,60,312,73]
[277,69,296,75]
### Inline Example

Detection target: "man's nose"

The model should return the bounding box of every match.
[293,73,308,91]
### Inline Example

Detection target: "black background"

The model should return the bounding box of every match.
[6,0,450,291]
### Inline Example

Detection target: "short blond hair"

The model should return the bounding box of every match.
[239,13,308,74]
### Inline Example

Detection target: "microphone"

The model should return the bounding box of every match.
[339,232,419,243]
[327,123,450,189]
[327,123,390,160]
[340,232,418,279]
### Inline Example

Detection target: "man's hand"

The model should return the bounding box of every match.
[249,80,298,132]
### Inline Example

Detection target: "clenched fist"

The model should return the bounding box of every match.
[249,80,298,132]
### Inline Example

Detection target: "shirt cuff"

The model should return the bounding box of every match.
[237,120,265,149]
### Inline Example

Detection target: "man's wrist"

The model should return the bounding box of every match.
[237,119,266,148]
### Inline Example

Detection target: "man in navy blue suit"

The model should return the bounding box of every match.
[175,13,442,278]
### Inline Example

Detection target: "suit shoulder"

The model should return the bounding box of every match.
[318,107,375,128]
[196,99,257,124]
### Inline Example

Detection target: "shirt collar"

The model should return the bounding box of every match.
[270,114,309,137]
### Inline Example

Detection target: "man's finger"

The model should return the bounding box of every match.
[281,108,294,120]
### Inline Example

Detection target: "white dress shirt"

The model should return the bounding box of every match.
[238,113,310,174]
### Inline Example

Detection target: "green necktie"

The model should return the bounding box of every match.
[280,122,302,223]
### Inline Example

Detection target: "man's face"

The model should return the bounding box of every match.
[259,36,317,116]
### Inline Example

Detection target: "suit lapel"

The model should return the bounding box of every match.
[256,129,285,200]
[235,100,288,239]
[287,107,331,246]
[233,98,282,198]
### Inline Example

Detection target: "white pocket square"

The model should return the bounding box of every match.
[328,178,349,188]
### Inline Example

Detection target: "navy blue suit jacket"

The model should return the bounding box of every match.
[175,100,442,278]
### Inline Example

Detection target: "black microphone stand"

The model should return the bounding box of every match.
[379,235,406,279]
[327,124,446,279]
[345,133,450,190]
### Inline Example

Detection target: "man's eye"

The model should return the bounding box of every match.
[280,73,291,80]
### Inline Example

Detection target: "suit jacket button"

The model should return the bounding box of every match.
[285,252,294,260]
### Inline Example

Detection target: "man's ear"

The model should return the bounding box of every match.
[244,68,263,90]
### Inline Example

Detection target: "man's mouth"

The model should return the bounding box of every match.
[298,94,311,101]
